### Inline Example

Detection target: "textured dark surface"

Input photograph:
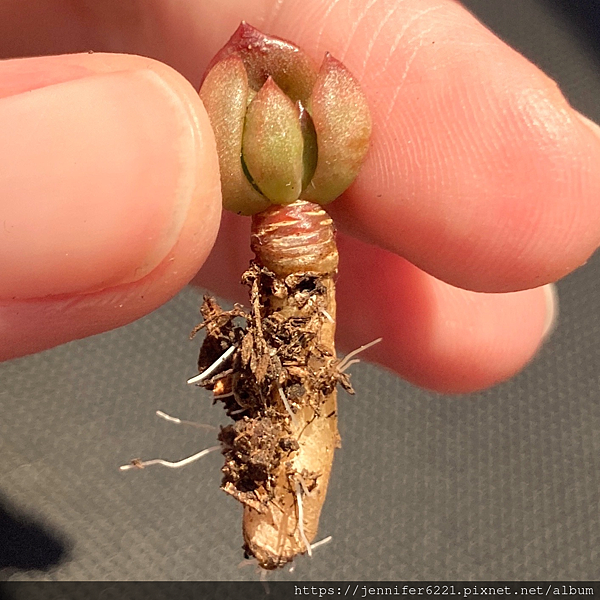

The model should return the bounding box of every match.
[1,0,599,582]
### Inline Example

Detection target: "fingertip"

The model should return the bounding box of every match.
[574,112,600,142]
[0,53,222,360]
[336,236,552,394]
[407,279,552,393]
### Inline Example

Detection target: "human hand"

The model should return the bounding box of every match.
[2,1,599,393]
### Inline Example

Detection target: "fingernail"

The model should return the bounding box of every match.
[575,111,600,141]
[0,67,201,299]
[542,283,559,340]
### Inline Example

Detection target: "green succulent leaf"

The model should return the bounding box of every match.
[200,54,270,215]
[204,22,318,105]
[242,77,304,205]
[301,53,372,205]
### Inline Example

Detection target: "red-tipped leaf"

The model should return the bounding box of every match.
[204,22,319,105]
[200,55,270,215]
[301,54,371,205]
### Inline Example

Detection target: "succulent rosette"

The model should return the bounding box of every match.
[200,22,371,215]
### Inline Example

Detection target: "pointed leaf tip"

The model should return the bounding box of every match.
[203,22,319,105]
[200,54,270,215]
[301,54,371,205]
[242,77,304,205]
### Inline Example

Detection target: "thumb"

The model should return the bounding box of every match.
[0,53,221,361]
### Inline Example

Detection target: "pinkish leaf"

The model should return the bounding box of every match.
[200,55,270,215]
[204,22,319,105]
[301,54,372,205]
[242,77,304,205]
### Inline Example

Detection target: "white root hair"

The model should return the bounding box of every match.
[288,535,333,572]
[337,337,382,373]
[278,384,300,429]
[310,535,332,551]
[119,446,220,471]
[155,410,217,431]
[297,473,313,497]
[187,345,236,385]
[338,358,360,371]
[320,308,335,323]
[294,482,312,557]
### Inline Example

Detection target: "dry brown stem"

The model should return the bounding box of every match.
[193,200,353,569]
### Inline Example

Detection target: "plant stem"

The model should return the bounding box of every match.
[195,200,346,569]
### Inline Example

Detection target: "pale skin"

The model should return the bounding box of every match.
[2,0,600,393]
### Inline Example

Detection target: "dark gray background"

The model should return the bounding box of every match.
[1,0,599,581]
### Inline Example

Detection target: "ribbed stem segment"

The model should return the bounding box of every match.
[251,200,338,276]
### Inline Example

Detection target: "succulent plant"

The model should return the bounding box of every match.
[199,22,371,215]
[191,24,375,569]
[121,24,374,570]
